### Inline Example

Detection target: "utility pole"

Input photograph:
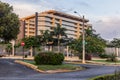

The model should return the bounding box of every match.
[74,11,86,63]
[82,15,85,63]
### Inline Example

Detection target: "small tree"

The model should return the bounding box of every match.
[108,38,120,57]
[22,36,41,56]
[69,28,106,60]
[5,43,12,55]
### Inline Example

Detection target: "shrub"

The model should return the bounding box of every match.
[34,52,64,65]
[99,53,109,58]
[79,54,92,60]
[91,70,120,80]
[85,54,92,60]
[106,53,118,62]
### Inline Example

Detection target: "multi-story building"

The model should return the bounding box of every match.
[18,10,92,40]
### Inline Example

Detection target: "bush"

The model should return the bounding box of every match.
[34,52,64,65]
[79,54,92,60]
[106,54,118,62]
[91,70,120,80]
[85,54,92,60]
[99,53,109,58]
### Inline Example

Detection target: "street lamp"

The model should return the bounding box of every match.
[74,11,86,63]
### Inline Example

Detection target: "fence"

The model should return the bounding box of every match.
[105,47,120,57]
[1,43,119,57]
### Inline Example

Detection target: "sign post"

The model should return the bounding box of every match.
[21,42,25,60]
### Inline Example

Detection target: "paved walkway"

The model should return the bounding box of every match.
[0,58,119,80]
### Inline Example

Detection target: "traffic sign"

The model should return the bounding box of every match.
[21,42,25,46]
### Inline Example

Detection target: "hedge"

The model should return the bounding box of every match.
[34,52,64,65]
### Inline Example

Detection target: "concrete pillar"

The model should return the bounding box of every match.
[50,46,52,51]
[30,47,33,57]
[116,47,119,57]
[10,40,15,56]
[66,46,69,58]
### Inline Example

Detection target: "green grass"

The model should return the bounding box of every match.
[23,60,35,64]
[92,60,120,63]
[37,64,83,71]
[23,60,84,71]
[89,74,114,80]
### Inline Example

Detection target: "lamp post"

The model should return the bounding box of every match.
[74,11,86,63]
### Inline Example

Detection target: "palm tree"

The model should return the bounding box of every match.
[40,30,52,51]
[52,24,67,52]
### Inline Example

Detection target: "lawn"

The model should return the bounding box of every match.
[23,60,84,71]
[92,59,120,64]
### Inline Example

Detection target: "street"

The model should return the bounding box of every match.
[0,59,119,80]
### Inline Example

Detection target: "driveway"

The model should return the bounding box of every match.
[0,59,119,80]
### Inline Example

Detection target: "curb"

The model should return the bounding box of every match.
[15,60,82,74]
[87,62,120,66]
[66,61,120,66]
[15,60,45,73]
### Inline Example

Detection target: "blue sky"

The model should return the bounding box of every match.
[1,0,120,40]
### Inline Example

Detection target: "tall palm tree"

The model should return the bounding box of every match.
[40,30,52,51]
[52,24,67,52]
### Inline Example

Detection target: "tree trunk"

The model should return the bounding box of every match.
[32,46,35,56]
[30,46,33,57]
[58,36,60,53]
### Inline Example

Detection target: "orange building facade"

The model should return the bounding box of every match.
[18,10,92,40]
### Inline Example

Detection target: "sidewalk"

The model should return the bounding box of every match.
[1,55,34,60]
[1,56,80,61]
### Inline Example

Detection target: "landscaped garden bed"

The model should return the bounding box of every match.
[15,60,84,73]
[23,60,84,71]
[89,74,120,80]
[15,51,85,73]
[92,60,120,64]
[89,70,120,80]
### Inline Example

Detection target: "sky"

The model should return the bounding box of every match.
[1,0,120,41]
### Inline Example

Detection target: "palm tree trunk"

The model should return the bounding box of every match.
[58,35,60,53]
[30,46,33,57]
[58,39,60,53]
[33,46,35,56]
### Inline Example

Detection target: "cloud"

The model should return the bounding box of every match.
[93,16,120,40]
[1,0,54,17]
[75,1,91,8]
[14,0,55,17]
[79,2,90,7]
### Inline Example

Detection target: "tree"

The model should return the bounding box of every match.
[5,43,12,55]
[51,24,67,52]
[110,38,120,48]
[70,28,106,59]
[40,30,53,51]
[40,30,52,45]
[108,38,120,57]
[0,1,19,43]
[22,36,42,56]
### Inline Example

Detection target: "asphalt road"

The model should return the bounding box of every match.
[0,59,119,80]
